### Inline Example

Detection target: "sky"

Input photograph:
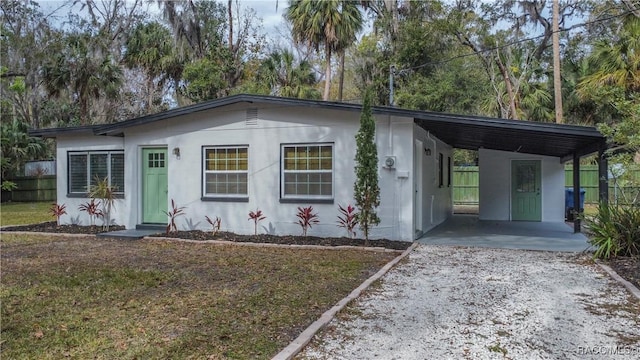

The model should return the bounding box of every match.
[36,0,287,36]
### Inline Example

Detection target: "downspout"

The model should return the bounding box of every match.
[388,115,393,155]
[430,195,435,225]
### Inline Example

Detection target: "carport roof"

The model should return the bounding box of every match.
[30,94,606,161]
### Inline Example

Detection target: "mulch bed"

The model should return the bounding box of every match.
[606,256,640,290]
[2,221,125,234]
[2,223,411,251]
[149,230,412,250]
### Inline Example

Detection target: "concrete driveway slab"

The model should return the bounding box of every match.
[298,245,640,360]
[418,215,592,252]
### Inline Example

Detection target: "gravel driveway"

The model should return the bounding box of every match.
[298,245,640,360]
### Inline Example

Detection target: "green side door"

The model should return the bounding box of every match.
[511,160,542,221]
[142,148,168,224]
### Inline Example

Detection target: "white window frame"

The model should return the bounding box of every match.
[281,143,334,200]
[202,145,249,199]
[67,150,124,196]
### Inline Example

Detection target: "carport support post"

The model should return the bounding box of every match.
[573,153,581,233]
[598,144,609,206]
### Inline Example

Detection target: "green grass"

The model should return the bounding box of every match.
[0,234,399,359]
[0,202,52,226]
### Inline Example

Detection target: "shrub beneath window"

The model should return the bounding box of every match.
[205,215,222,236]
[78,199,103,226]
[248,209,266,235]
[296,206,319,237]
[89,176,118,231]
[337,204,358,239]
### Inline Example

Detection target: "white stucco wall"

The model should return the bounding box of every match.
[105,105,416,241]
[55,134,128,227]
[413,125,453,236]
[478,148,565,222]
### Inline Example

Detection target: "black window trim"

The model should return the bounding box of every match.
[201,144,250,201]
[280,142,335,201]
[67,150,125,198]
[438,152,444,188]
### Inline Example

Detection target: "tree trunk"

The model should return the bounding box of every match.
[495,51,518,120]
[228,0,233,51]
[147,77,154,112]
[338,51,345,101]
[552,0,563,123]
[323,46,332,101]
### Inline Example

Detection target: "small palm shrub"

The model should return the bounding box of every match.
[337,204,358,238]
[163,199,186,234]
[585,202,640,259]
[50,203,67,226]
[248,209,265,235]
[296,206,319,236]
[89,177,117,231]
[78,199,103,226]
[205,215,222,236]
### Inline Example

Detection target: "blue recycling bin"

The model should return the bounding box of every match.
[565,188,586,221]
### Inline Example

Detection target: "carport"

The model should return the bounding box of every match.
[417,214,591,252]
[405,111,608,235]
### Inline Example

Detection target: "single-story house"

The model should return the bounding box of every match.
[31,94,608,241]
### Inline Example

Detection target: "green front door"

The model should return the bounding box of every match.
[511,160,541,221]
[142,148,168,224]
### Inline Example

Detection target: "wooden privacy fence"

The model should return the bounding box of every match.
[565,165,640,205]
[453,166,479,204]
[453,165,640,205]
[1,175,56,202]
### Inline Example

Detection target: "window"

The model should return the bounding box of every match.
[203,146,248,198]
[68,151,124,195]
[281,144,333,200]
[447,156,452,187]
[438,153,444,187]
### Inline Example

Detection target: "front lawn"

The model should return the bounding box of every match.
[0,234,400,359]
[0,202,52,226]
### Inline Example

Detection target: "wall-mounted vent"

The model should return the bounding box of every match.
[246,108,258,126]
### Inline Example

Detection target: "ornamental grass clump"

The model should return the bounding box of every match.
[585,202,640,259]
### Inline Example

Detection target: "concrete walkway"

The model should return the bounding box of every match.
[96,229,161,239]
[417,215,592,252]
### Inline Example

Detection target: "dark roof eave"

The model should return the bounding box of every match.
[94,94,365,136]
[93,93,603,139]
[28,125,102,138]
[27,94,606,160]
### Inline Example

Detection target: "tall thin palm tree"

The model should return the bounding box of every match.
[285,0,363,101]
